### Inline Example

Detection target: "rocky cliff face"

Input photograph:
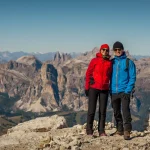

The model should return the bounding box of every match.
[0,56,59,113]
[14,62,62,112]
[0,115,150,150]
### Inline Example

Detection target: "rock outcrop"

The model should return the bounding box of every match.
[0,115,150,150]
[14,62,61,112]
[53,52,72,65]
[16,55,42,70]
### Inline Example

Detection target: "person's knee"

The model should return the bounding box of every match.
[100,112,106,117]
[88,112,95,116]
[113,110,120,115]
[122,107,130,114]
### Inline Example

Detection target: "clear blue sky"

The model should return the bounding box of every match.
[0,0,150,55]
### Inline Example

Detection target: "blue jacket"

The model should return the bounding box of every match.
[110,53,136,94]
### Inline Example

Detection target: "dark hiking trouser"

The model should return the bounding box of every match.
[111,93,132,132]
[86,88,108,134]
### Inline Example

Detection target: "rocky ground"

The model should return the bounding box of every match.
[0,115,150,150]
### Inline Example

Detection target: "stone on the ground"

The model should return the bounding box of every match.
[0,116,149,150]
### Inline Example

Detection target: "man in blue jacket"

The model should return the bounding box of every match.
[110,41,136,140]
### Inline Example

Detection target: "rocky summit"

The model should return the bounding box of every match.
[0,115,150,150]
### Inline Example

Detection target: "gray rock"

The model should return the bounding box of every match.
[123,148,129,150]
[59,146,65,150]
[112,147,120,150]
[72,146,80,150]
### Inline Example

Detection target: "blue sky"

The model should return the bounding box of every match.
[0,0,150,55]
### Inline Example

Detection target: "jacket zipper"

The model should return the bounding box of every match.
[101,59,104,90]
[116,60,120,93]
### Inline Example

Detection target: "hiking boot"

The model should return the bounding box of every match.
[99,132,107,136]
[86,129,93,136]
[110,131,124,136]
[124,131,130,140]
[87,134,93,136]
[86,133,94,137]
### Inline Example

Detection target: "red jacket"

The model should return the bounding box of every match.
[85,53,112,90]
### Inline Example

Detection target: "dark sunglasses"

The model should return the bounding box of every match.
[102,49,109,52]
[114,48,122,51]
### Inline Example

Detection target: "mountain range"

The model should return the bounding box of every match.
[0,48,149,131]
[0,51,81,63]
[0,50,149,63]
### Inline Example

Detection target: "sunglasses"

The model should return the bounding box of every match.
[101,49,109,52]
[114,48,122,51]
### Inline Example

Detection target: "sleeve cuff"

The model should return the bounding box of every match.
[124,91,131,94]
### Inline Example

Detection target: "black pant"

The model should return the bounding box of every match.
[86,88,108,134]
[111,93,132,132]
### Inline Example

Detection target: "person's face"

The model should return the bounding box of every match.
[100,48,109,56]
[113,48,124,56]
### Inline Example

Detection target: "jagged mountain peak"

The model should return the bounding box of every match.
[53,51,72,63]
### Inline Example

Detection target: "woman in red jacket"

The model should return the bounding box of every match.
[85,44,112,136]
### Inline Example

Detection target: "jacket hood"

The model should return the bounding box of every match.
[96,53,103,58]
[96,53,110,59]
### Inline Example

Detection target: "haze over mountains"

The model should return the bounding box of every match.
[0,50,149,63]
[0,51,81,63]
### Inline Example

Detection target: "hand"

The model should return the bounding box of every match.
[122,93,130,99]
[90,77,95,85]
[85,89,89,97]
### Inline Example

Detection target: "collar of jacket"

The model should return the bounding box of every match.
[96,52,110,59]
[114,52,127,60]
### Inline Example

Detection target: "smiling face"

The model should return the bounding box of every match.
[100,48,109,56]
[113,48,124,56]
